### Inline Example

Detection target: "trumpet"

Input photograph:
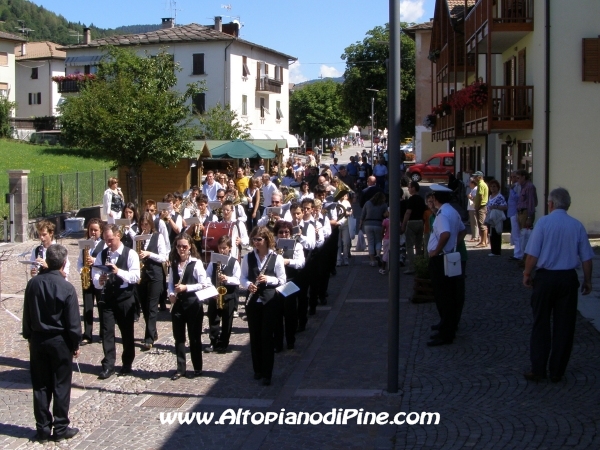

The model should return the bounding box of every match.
[216,263,227,309]
[193,222,203,242]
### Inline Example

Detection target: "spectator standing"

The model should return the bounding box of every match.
[516,169,538,263]
[522,188,593,383]
[486,180,507,256]
[473,171,489,248]
[467,179,479,242]
[401,181,427,274]
[507,171,523,261]
[360,192,388,267]
[261,174,278,208]
[202,171,223,202]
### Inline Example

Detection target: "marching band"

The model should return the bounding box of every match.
[26,167,353,385]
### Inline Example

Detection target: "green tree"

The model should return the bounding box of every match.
[289,79,351,141]
[59,46,204,205]
[0,97,16,138]
[340,23,416,139]
[196,102,251,140]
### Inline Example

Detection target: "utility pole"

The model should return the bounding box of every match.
[367,89,379,164]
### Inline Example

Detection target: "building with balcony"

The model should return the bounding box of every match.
[419,0,600,233]
[14,41,66,118]
[58,17,298,148]
[0,31,26,105]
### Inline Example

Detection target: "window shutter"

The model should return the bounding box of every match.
[280,66,284,81]
[517,49,526,86]
[193,53,205,75]
[583,37,600,82]
[264,63,268,75]
[192,93,205,114]
[29,93,32,105]
[37,93,42,104]
[0,52,7,66]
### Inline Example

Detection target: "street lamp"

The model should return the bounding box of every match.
[366,88,379,164]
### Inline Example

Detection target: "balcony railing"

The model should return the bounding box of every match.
[465,0,533,49]
[56,80,81,94]
[256,76,282,94]
[431,110,464,142]
[463,85,533,134]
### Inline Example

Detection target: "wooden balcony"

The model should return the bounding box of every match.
[56,80,81,94]
[465,0,534,53]
[463,85,533,135]
[431,110,464,142]
[256,76,282,94]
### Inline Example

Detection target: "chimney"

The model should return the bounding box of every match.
[161,18,174,29]
[83,27,91,45]
[214,16,222,32]
[21,42,26,57]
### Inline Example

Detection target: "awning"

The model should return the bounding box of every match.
[65,55,104,67]
[252,131,299,148]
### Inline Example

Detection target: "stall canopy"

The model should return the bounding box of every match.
[210,140,276,159]
[249,131,299,148]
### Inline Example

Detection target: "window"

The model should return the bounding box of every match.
[242,56,250,77]
[29,93,42,105]
[428,157,440,166]
[84,65,91,75]
[274,66,284,82]
[276,101,283,120]
[31,68,38,79]
[0,52,7,66]
[582,37,600,82]
[192,93,205,114]
[0,82,8,98]
[192,53,205,75]
[443,157,454,166]
[260,97,265,118]
[242,95,247,116]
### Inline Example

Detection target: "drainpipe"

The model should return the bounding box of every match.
[543,0,551,215]
[224,39,235,105]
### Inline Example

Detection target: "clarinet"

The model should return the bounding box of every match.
[250,252,274,301]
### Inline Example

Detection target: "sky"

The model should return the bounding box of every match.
[30,0,435,82]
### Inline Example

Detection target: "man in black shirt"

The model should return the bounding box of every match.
[401,181,427,275]
[23,244,81,443]
[359,176,383,208]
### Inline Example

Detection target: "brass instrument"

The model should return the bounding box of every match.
[280,186,298,204]
[215,263,227,309]
[81,245,91,290]
[193,220,203,242]
[136,239,144,283]
[214,207,223,222]
[333,178,353,201]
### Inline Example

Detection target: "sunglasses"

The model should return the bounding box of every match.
[176,245,189,250]
[252,237,265,242]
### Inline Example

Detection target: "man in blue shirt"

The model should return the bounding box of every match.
[522,187,594,383]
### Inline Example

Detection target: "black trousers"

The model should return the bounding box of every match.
[429,255,461,341]
[137,276,163,344]
[490,227,502,255]
[530,269,579,377]
[207,296,236,348]
[101,294,136,371]
[82,287,103,341]
[246,295,279,380]
[171,300,203,374]
[275,292,298,349]
[29,333,72,437]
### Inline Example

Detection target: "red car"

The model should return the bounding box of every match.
[406,152,455,182]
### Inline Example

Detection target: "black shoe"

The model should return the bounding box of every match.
[550,375,562,383]
[262,378,271,386]
[216,346,229,354]
[53,427,79,442]
[32,432,50,443]
[524,371,546,382]
[431,324,441,331]
[319,298,327,305]
[430,332,440,339]
[309,306,316,316]
[171,372,185,381]
[154,331,159,341]
[330,268,337,276]
[141,342,153,351]
[254,372,262,380]
[98,369,115,380]
[426,337,453,347]
[204,345,215,353]
[118,366,132,376]
[187,370,202,379]
[297,323,306,332]
[274,346,283,353]
[80,338,92,346]
[287,343,295,350]
[159,305,167,312]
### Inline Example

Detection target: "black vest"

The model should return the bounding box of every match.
[247,252,278,304]
[210,257,238,299]
[166,212,180,244]
[282,245,300,281]
[141,233,163,281]
[101,246,134,302]
[173,260,199,310]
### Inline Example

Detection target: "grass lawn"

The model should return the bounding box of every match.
[0,139,114,222]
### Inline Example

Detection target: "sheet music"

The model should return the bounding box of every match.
[276,239,296,252]
[208,201,222,211]
[210,253,229,265]
[195,285,220,302]
[185,216,201,225]
[78,239,96,250]
[276,281,300,297]
[115,219,131,227]
[157,202,173,212]
[133,234,152,242]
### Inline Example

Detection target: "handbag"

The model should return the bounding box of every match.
[443,246,462,277]
[355,230,366,252]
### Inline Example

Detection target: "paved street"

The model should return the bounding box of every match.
[1,145,600,449]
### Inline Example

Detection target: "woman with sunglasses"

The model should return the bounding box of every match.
[167,233,210,380]
[137,212,168,350]
[272,220,305,352]
[241,226,286,386]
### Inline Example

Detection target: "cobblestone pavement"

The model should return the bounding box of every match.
[2,174,600,448]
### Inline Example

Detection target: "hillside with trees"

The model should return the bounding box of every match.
[0,0,159,45]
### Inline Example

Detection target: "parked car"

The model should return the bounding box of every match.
[406,152,454,182]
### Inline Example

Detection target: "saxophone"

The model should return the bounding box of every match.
[215,262,227,309]
[81,246,91,290]
[136,239,144,284]
[193,213,202,242]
